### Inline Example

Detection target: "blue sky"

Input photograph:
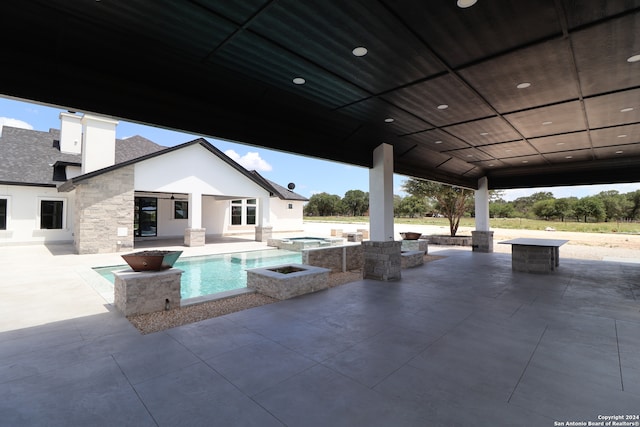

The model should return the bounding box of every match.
[1,96,638,201]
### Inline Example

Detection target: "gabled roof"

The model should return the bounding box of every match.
[57,137,308,201]
[2,124,308,200]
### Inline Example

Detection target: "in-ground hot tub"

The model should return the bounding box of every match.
[267,236,345,251]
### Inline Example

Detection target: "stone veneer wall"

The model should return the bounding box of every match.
[363,240,402,281]
[74,166,135,254]
[113,268,182,316]
[302,244,364,273]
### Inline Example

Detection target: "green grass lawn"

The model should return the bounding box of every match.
[304,216,640,234]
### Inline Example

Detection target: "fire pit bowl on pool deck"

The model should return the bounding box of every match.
[121,250,183,272]
[400,232,422,240]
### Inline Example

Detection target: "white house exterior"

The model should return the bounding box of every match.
[0,112,307,254]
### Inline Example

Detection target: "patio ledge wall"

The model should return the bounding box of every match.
[302,243,364,273]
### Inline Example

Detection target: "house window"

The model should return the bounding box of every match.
[40,200,64,229]
[230,199,258,225]
[0,199,6,230]
[246,199,257,225]
[288,203,293,210]
[174,201,188,219]
[231,200,242,225]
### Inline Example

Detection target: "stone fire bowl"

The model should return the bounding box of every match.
[121,250,183,272]
[400,232,422,240]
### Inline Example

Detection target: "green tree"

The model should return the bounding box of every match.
[489,200,515,218]
[342,190,369,216]
[597,190,630,222]
[532,199,557,220]
[626,190,640,220]
[512,191,555,218]
[402,179,473,236]
[396,196,427,218]
[304,192,342,216]
[553,197,576,222]
[574,196,605,223]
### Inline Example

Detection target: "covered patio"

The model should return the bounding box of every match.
[1,241,638,426]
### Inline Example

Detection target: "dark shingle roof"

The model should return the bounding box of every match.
[2,126,308,202]
[115,135,165,163]
[248,170,307,201]
[0,127,78,186]
[0,126,166,186]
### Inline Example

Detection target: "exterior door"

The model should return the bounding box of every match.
[134,197,157,237]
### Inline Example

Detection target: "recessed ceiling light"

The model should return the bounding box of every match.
[437,104,449,110]
[480,132,489,136]
[466,154,474,157]
[615,150,624,154]
[542,121,553,125]
[522,160,529,163]
[556,142,565,146]
[434,140,443,144]
[516,82,531,89]
[618,134,627,138]
[627,54,640,63]
[620,107,634,112]
[352,47,368,57]
[488,163,495,167]
[292,77,306,85]
[457,0,478,8]
[384,118,394,123]
[565,155,573,159]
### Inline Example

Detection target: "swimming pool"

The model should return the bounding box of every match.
[95,249,301,299]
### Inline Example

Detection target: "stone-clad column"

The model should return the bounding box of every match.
[185,192,205,246]
[473,176,493,253]
[365,144,401,281]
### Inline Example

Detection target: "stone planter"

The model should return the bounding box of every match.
[121,250,183,272]
[247,263,330,300]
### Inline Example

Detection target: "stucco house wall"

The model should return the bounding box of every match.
[0,185,74,245]
[270,199,305,232]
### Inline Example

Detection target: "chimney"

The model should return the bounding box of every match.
[81,114,119,174]
[58,111,82,154]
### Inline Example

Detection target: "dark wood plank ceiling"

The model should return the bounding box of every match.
[1,0,639,190]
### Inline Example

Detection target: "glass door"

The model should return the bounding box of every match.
[134,197,157,237]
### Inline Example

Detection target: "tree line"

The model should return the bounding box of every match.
[305,179,640,227]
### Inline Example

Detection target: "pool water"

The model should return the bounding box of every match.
[95,249,301,299]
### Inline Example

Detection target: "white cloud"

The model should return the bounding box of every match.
[0,117,33,136]
[224,149,272,172]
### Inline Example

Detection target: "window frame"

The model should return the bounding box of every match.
[0,197,8,230]
[173,200,188,220]
[229,199,259,226]
[38,198,66,230]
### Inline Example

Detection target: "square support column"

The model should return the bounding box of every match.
[184,228,206,246]
[369,143,395,242]
[363,240,402,281]
[473,176,493,252]
[472,230,494,252]
[255,225,273,242]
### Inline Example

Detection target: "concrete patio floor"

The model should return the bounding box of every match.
[1,237,639,426]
